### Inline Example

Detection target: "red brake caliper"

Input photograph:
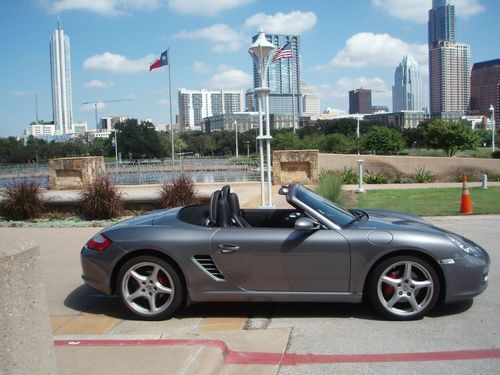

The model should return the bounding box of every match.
[383,272,397,298]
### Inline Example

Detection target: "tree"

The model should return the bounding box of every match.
[424,119,480,157]
[115,119,164,159]
[360,126,405,155]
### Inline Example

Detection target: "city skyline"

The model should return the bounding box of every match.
[1,0,499,136]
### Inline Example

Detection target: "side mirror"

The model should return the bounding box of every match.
[294,217,321,232]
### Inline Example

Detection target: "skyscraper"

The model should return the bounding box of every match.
[349,88,372,114]
[392,55,424,112]
[178,89,244,130]
[428,0,470,115]
[469,59,500,125]
[251,33,301,118]
[50,21,73,135]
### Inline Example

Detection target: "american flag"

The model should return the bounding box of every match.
[272,41,292,62]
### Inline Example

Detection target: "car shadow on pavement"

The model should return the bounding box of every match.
[64,284,474,321]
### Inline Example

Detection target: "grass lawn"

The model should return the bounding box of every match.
[354,186,500,216]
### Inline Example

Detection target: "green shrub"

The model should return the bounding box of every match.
[0,179,44,220]
[330,167,358,184]
[79,176,123,220]
[492,150,500,159]
[316,172,345,205]
[156,175,198,208]
[393,171,414,184]
[454,171,476,183]
[364,170,388,184]
[412,167,437,183]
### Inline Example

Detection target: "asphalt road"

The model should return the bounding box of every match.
[1,215,498,374]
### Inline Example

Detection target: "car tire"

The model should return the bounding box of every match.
[369,255,440,320]
[117,255,183,320]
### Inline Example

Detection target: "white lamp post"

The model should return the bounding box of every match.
[249,31,277,207]
[489,104,495,152]
[113,128,119,162]
[356,159,365,194]
[234,120,239,159]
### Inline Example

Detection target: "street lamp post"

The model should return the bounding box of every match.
[246,141,250,158]
[234,120,239,159]
[489,104,495,152]
[249,31,277,207]
[114,128,119,162]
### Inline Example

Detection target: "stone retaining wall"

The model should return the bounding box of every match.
[48,156,105,189]
[273,150,319,185]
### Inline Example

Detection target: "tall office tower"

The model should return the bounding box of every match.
[251,33,301,117]
[50,21,73,135]
[428,0,470,115]
[469,59,500,125]
[178,89,244,130]
[392,55,424,112]
[301,83,320,119]
[349,88,372,114]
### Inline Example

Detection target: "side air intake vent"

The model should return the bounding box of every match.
[193,255,225,281]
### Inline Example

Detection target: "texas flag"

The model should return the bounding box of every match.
[149,49,169,71]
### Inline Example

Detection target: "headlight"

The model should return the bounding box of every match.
[446,234,481,256]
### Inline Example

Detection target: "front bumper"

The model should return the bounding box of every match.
[442,248,490,303]
[81,244,127,296]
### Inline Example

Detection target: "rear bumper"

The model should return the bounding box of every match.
[81,245,127,296]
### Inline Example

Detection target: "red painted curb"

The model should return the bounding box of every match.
[54,339,500,366]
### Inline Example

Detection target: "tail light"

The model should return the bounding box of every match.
[87,234,112,251]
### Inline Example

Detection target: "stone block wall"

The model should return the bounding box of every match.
[48,156,105,189]
[273,150,319,185]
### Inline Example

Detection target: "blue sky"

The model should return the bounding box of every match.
[1,0,499,136]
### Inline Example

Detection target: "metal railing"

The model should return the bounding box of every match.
[0,164,49,188]
[106,157,261,185]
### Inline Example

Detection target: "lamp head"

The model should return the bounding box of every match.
[489,104,494,114]
[249,31,276,58]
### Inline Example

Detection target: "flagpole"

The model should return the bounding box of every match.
[167,46,174,167]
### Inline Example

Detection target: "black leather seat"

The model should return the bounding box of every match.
[228,192,251,227]
[216,192,230,227]
[208,189,220,226]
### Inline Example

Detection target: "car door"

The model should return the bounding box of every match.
[211,227,350,292]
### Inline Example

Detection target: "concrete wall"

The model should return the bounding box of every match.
[319,153,500,182]
[0,237,58,374]
[273,150,319,185]
[48,156,105,189]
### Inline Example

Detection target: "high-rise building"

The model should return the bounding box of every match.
[50,21,73,135]
[392,55,424,112]
[428,0,470,115]
[301,83,320,119]
[349,88,372,114]
[178,89,244,130]
[251,33,301,118]
[469,59,500,125]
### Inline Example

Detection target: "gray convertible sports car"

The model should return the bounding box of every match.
[81,183,489,321]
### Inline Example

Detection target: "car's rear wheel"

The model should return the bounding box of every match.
[369,256,440,320]
[117,256,183,320]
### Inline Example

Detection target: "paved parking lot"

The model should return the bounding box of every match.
[1,215,498,374]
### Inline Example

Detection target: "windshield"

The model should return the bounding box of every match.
[295,185,356,227]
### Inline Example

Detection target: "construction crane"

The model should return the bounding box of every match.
[82,99,134,128]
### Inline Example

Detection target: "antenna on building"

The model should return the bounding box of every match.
[35,93,39,123]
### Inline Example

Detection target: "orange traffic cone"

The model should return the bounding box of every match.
[460,177,473,214]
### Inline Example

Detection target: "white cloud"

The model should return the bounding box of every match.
[372,0,485,23]
[206,65,251,89]
[168,0,253,16]
[83,79,114,89]
[8,90,32,96]
[244,11,317,35]
[318,77,391,99]
[45,0,160,16]
[157,98,170,106]
[83,52,155,73]
[173,24,244,52]
[193,62,210,74]
[328,33,427,69]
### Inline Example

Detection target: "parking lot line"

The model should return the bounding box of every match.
[54,339,500,366]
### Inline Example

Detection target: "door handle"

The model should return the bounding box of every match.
[218,244,240,253]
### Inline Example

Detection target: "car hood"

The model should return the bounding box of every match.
[355,208,440,233]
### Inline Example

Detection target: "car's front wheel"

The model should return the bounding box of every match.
[369,256,440,320]
[117,256,183,320]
